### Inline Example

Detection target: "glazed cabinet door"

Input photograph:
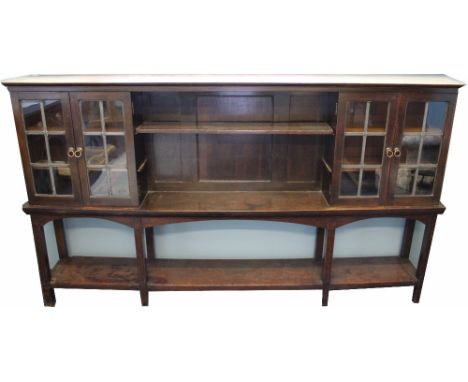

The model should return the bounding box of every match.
[389,92,457,202]
[331,93,398,203]
[11,92,82,204]
[70,92,139,206]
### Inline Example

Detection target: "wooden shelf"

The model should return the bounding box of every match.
[142,191,329,213]
[50,257,139,290]
[136,121,334,135]
[147,259,322,290]
[331,257,418,289]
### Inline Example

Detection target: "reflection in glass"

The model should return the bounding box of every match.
[88,169,109,196]
[110,170,130,196]
[84,135,105,165]
[33,168,52,194]
[103,100,124,131]
[346,102,366,132]
[343,136,362,164]
[421,136,441,164]
[361,170,379,196]
[80,101,102,132]
[27,135,48,163]
[340,170,360,196]
[22,100,43,131]
[367,102,388,133]
[396,168,415,195]
[404,102,425,133]
[48,135,68,163]
[415,169,436,195]
[400,136,420,164]
[364,136,385,165]
[53,168,72,195]
[43,100,63,131]
[426,102,447,134]
[106,136,127,166]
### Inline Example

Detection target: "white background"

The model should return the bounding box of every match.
[1,0,467,381]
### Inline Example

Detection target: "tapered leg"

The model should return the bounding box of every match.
[412,216,437,303]
[145,227,155,261]
[314,227,325,262]
[53,219,69,259]
[31,218,56,307]
[134,226,149,306]
[400,219,415,259]
[321,226,336,307]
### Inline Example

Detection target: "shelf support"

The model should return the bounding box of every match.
[400,219,415,259]
[134,224,149,306]
[53,219,69,259]
[31,216,56,307]
[321,225,336,306]
[145,227,155,261]
[314,227,325,262]
[412,216,437,303]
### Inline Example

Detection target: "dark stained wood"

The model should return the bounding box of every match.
[145,227,155,260]
[53,219,69,259]
[147,259,322,290]
[412,216,437,303]
[50,256,139,289]
[314,227,325,262]
[331,257,417,289]
[136,121,333,135]
[400,219,415,259]
[134,226,149,306]
[31,216,56,306]
[321,227,335,306]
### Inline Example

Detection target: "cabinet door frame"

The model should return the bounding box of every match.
[388,90,458,204]
[10,91,82,205]
[70,91,139,206]
[330,92,399,205]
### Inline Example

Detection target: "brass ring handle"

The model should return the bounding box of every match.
[75,147,83,158]
[385,147,394,158]
[67,147,75,158]
[393,147,401,158]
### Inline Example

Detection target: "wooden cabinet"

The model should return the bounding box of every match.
[2,74,463,306]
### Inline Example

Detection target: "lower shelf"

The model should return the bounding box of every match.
[331,257,418,289]
[147,259,322,290]
[49,256,418,291]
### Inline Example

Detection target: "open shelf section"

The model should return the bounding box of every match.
[331,257,418,289]
[147,259,322,290]
[142,191,329,213]
[136,121,334,135]
[50,257,139,290]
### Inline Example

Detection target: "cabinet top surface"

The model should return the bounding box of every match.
[2,74,464,87]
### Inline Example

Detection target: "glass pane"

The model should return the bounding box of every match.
[400,136,420,164]
[84,136,105,165]
[404,102,425,133]
[364,136,385,165]
[361,170,380,196]
[343,136,362,165]
[22,100,43,131]
[32,168,52,194]
[27,135,48,163]
[415,169,436,195]
[395,168,415,195]
[53,167,72,195]
[425,102,447,134]
[48,135,68,164]
[421,136,441,164]
[110,169,130,197]
[88,169,109,196]
[367,102,388,133]
[103,100,124,132]
[346,102,366,132]
[80,101,102,132]
[106,135,127,166]
[43,100,63,131]
[340,170,359,196]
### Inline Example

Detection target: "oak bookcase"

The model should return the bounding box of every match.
[2,74,463,306]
